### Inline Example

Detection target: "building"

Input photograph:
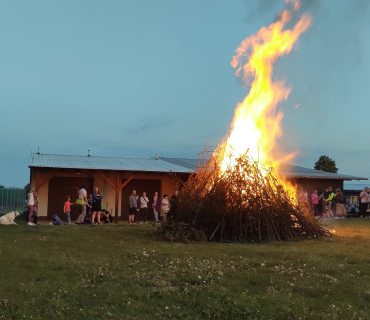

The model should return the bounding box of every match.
[29,152,193,222]
[343,182,369,205]
[29,152,367,221]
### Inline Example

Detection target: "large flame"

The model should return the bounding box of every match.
[219,0,312,177]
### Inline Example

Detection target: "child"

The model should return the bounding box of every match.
[51,214,62,225]
[64,195,74,225]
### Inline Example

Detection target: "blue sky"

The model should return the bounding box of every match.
[0,0,369,187]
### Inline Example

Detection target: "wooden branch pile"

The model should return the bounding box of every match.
[169,147,326,242]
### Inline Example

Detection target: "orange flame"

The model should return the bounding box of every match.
[219,0,312,192]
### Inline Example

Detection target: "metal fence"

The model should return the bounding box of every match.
[0,188,27,212]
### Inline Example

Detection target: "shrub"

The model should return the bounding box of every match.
[155,218,207,243]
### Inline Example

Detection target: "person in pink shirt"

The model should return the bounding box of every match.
[311,190,319,216]
[64,195,74,225]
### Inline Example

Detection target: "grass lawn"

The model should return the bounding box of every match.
[0,217,370,319]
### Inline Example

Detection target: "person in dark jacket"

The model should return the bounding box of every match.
[100,209,113,223]
[91,187,103,224]
[129,190,139,224]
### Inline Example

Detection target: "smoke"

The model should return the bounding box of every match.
[240,0,370,173]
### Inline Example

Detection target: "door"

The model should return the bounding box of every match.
[47,177,93,220]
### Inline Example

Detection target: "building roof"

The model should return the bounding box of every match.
[29,153,194,174]
[29,153,367,181]
[158,157,202,170]
[276,163,366,181]
[159,157,367,181]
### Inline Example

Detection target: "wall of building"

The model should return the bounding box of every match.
[286,178,344,195]
[30,168,179,219]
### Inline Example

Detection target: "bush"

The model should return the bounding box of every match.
[155,219,207,243]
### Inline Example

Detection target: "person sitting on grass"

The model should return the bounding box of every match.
[63,195,74,225]
[51,214,62,225]
[100,209,113,224]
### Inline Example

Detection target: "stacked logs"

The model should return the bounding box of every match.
[169,148,327,242]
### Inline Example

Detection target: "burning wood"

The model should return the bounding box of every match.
[168,147,326,242]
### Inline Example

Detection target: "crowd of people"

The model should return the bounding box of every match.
[128,190,177,224]
[25,184,179,226]
[25,183,370,226]
[300,186,370,218]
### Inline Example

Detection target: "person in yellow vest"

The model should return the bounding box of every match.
[325,187,335,218]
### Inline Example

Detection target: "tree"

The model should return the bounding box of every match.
[314,155,338,173]
[0,185,4,189]
[24,183,31,194]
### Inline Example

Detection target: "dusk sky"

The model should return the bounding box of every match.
[1,0,369,187]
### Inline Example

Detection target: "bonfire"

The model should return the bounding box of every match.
[168,147,327,242]
[164,0,328,242]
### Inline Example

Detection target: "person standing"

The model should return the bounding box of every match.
[311,190,319,216]
[87,194,93,216]
[139,192,149,223]
[27,188,35,226]
[170,191,179,216]
[64,195,74,225]
[152,192,160,223]
[335,188,346,218]
[359,187,369,217]
[160,195,170,223]
[91,187,103,224]
[129,190,139,224]
[75,183,88,224]
[325,187,335,218]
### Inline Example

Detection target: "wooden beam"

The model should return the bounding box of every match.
[118,174,135,191]
[173,175,185,186]
[36,173,53,192]
[99,172,116,191]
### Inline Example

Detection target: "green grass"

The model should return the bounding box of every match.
[1,218,370,319]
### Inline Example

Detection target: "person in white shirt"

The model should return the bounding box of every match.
[152,192,160,223]
[161,195,170,222]
[139,192,149,223]
[27,188,35,226]
[75,183,88,224]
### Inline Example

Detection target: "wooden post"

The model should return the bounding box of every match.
[99,172,135,224]
[115,174,119,224]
